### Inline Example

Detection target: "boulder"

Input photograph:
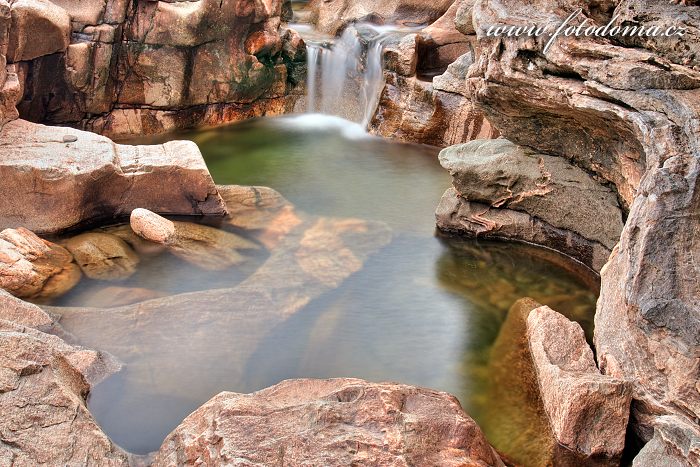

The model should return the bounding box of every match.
[527,305,632,458]
[308,0,455,35]
[0,119,227,235]
[5,0,70,62]
[0,288,54,328]
[130,208,176,245]
[153,378,504,466]
[62,232,140,281]
[0,319,127,465]
[439,139,624,251]
[369,73,498,147]
[0,227,80,300]
[130,208,261,271]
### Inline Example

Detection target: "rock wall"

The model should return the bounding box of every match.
[464,0,700,463]
[2,0,306,138]
[369,0,499,147]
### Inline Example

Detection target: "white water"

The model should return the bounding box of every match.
[305,25,395,128]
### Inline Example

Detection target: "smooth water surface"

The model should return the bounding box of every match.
[56,116,599,461]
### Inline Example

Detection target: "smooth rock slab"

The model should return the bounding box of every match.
[436,187,611,271]
[527,305,632,458]
[153,378,504,467]
[439,139,624,251]
[0,119,227,235]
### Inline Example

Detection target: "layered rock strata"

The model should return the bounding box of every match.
[1,0,306,137]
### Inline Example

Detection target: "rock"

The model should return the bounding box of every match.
[52,216,392,414]
[436,188,612,272]
[0,227,80,300]
[218,185,303,249]
[419,0,471,76]
[153,378,504,466]
[466,0,700,462]
[369,73,498,147]
[0,288,53,328]
[433,52,473,94]
[130,208,261,271]
[5,0,70,62]
[527,305,632,458]
[308,0,455,35]
[383,33,418,77]
[0,319,128,465]
[63,233,140,281]
[70,285,167,308]
[13,0,302,137]
[130,208,176,245]
[439,139,624,251]
[0,119,227,235]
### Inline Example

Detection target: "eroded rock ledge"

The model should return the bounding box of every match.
[462,0,700,463]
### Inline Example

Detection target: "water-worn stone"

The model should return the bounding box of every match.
[439,139,624,251]
[153,378,504,466]
[527,305,632,458]
[218,185,303,249]
[0,319,127,465]
[0,119,226,235]
[130,208,261,270]
[63,233,139,281]
[465,0,700,462]
[5,0,70,62]
[436,188,612,271]
[0,227,80,300]
[130,208,176,245]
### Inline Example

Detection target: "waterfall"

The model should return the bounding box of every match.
[306,44,320,113]
[305,24,393,128]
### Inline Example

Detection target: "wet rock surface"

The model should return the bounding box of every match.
[63,233,140,281]
[0,119,226,234]
[153,378,504,467]
[0,227,80,301]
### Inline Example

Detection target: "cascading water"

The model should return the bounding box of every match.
[305,25,397,128]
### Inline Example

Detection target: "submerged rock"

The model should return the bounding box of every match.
[130,208,261,271]
[53,216,392,411]
[153,378,504,466]
[63,233,140,281]
[0,227,80,300]
[0,120,227,235]
[527,305,631,459]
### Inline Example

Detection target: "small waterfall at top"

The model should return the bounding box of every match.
[305,25,395,128]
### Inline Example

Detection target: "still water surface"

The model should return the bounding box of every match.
[53,116,598,462]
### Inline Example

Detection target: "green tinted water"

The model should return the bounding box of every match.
[56,116,598,463]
